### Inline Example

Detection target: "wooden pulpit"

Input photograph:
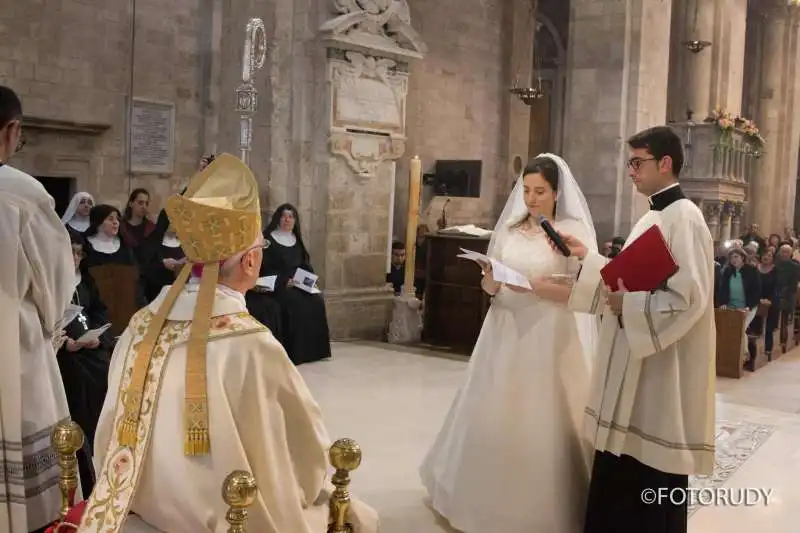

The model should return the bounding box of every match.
[422,233,491,354]
[88,264,141,337]
[715,308,747,378]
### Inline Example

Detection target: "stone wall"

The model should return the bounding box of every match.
[0,0,211,213]
[392,0,507,239]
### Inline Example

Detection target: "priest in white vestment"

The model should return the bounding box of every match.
[71,154,378,533]
[554,126,715,533]
[0,85,76,533]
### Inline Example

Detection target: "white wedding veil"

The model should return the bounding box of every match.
[488,153,599,369]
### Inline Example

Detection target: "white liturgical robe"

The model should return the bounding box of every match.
[78,284,379,533]
[0,164,75,533]
[568,194,716,476]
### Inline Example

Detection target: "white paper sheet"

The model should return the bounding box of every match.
[255,275,277,291]
[457,248,531,289]
[292,268,321,294]
[76,323,112,343]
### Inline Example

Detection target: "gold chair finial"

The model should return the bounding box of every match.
[222,470,257,533]
[328,438,362,533]
[50,420,84,520]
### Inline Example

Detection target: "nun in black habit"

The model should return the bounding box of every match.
[256,203,331,365]
[57,232,114,495]
[82,204,147,335]
[138,209,187,302]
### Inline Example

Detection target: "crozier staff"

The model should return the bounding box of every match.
[551,126,715,533]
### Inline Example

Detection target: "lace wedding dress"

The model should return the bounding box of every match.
[419,219,594,533]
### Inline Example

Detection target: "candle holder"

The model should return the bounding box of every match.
[682,40,711,53]
[387,155,424,344]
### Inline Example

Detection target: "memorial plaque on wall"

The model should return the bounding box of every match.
[128,99,175,174]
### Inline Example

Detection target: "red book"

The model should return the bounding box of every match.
[600,225,679,292]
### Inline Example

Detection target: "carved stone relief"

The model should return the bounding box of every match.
[327,51,409,177]
[330,51,407,133]
[321,0,428,60]
[330,130,405,178]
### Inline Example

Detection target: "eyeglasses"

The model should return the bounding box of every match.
[237,242,269,264]
[627,157,657,171]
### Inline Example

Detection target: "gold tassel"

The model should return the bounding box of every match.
[117,264,192,448]
[183,262,217,456]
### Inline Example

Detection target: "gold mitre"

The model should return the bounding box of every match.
[166,153,261,262]
[117,153,261,457]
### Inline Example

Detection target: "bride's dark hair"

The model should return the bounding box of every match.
[511,156,560,227]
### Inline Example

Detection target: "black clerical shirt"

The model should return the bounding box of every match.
[648,182,686,211]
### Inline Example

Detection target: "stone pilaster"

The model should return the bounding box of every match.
[732,202,744,238]
[563,0,673,241]
[314,1,427,339]
[721,201,734,241]
[667,0,748,120]
[751,3,800,233]
[497,0,535,208]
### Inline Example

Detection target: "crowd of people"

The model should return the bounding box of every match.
[54,179,336,493]
[712,226,800,368]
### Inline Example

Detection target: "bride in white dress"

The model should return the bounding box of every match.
[419,154,599,533]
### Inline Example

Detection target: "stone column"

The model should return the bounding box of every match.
[668,0,748,120]
[703,200,722,242]
[732,202,744,239]
[315,1,427,339]
[721,201,733,241]
[751,4,800,233]
[563,0,673,241]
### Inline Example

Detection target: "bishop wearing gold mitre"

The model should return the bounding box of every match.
[68,154,379,533]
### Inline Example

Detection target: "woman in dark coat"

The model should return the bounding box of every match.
[717,248,762,369]
[256,203,331,365]
[748,248,779,359]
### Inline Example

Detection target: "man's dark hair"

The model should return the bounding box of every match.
[391,241,404,250]
[627,126,684,177]
[0,86,22,128]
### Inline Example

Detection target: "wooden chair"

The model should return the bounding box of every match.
[48,420,363,533]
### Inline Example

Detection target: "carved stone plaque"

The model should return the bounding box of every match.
[331,52,406,134]
[335,76,401,129]
[129,99,175,174]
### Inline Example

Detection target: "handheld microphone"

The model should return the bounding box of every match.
[537,214,571,257]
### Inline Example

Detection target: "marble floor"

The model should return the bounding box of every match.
[298,342,800,533]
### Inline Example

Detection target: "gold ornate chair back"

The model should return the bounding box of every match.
[50,420,84,521]
[49,431,366,533]
[88,263,140,337]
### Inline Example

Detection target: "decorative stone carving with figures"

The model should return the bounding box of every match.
[317,0,427,340]
[321,0,427,60]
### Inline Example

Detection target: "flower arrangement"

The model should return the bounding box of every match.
[704,106,766,152]
[705,106,736,132]
[739,118,766,148]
